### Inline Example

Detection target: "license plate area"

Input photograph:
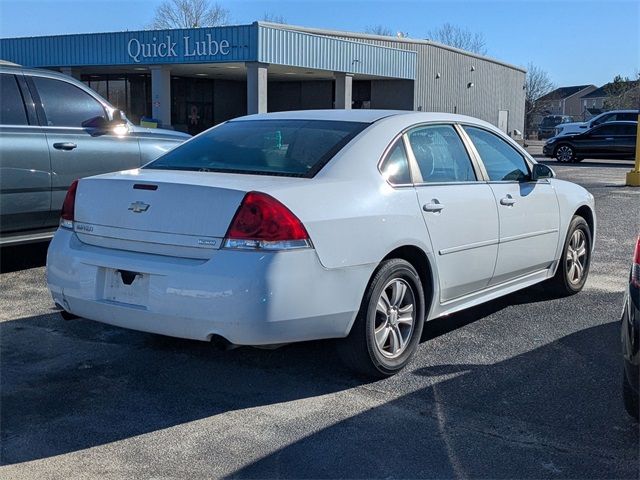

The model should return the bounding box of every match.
[103,268,150,307]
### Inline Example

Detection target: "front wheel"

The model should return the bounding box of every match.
[555,144,575,162]
[548,215,592,295]
[338,259,425,378]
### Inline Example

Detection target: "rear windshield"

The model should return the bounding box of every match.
[145,119,369,177]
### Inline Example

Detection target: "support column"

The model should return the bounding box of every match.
[246,62,268,114]
[334,72,353,109]
[150,65,171,127]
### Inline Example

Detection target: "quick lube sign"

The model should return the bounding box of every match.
[127,34,231,63]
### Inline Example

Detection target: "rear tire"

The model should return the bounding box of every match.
[548,215,591,296]
[338,259,425,378]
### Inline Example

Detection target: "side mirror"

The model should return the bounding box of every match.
[531,163,554,181]
[81,116,109,129]
[112,109,125,122]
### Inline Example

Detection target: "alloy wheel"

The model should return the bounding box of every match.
[374,278,416,358]
[566,229,587,285]
[556,145,573,162]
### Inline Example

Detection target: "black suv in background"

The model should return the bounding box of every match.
[543,121,637,162]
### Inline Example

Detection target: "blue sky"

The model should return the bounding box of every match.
[0,0,637,87]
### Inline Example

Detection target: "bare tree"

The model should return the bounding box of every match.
[364,25,394,36]
[426,23,487,55]
[262,13,287,24]
[524,63,555,137]
[150,0,230,29]
[603,74,640,110]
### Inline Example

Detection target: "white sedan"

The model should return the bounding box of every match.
[47,110,595,377]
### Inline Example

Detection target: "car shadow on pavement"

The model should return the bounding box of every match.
[0,241,49,274]
[1,289,637,477]
[230,318,638,479]
[421,282,561,342]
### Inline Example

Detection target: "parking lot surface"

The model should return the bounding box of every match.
[1,158,639,479]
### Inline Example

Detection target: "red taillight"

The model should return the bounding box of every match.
[224,192,310,250]
[60,180,78,228]
[632,235,640,288]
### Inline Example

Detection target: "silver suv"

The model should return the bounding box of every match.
[0,63,190,245]
[554,110,638,137]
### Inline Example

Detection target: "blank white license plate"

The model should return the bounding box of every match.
[103,268,150,307]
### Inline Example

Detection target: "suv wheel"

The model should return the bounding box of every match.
[555,144,575,162]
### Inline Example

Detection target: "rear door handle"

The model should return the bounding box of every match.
[423,200,445,213]
[53,142,77,151]
[500,194,516,206]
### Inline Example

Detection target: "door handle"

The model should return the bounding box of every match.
[605,137,614,141]
[500,194,516,206]
[423,200,445,213]
[53,142,77,151]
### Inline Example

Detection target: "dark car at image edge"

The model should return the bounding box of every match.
[622,235,640,421]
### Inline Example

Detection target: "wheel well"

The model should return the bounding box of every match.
[574,205,595,245]
[382,246,434,308]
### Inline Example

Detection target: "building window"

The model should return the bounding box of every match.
[81,74,151,125]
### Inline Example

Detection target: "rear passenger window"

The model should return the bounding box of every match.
[32,76,106,127]
[407,125,476,183]
[0,74,28,126]
[463,126,529,182]
[380,139,412,185]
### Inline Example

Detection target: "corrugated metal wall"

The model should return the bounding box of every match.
[314,32,526,134]
[257,26,416,80]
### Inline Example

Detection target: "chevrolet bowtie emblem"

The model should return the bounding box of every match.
[128,201,150,213]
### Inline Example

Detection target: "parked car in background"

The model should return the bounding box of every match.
[537,115,574,140]
[543,121,637,162]
[0,64,190,246]
[555,109,639,137]
[621,235,639,421]
[47,110,596,378]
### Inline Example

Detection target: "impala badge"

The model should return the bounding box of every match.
[128,201,150,213]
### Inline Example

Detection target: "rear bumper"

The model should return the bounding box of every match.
[47,229,373,345]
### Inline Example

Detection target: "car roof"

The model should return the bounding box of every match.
[0,63,70,79]
[232,109,494,126]
[598,109,639,114]
[592,121,638,125]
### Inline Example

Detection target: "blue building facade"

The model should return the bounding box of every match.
[1,22,525,134]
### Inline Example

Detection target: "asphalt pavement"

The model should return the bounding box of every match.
[1,158,639,479]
